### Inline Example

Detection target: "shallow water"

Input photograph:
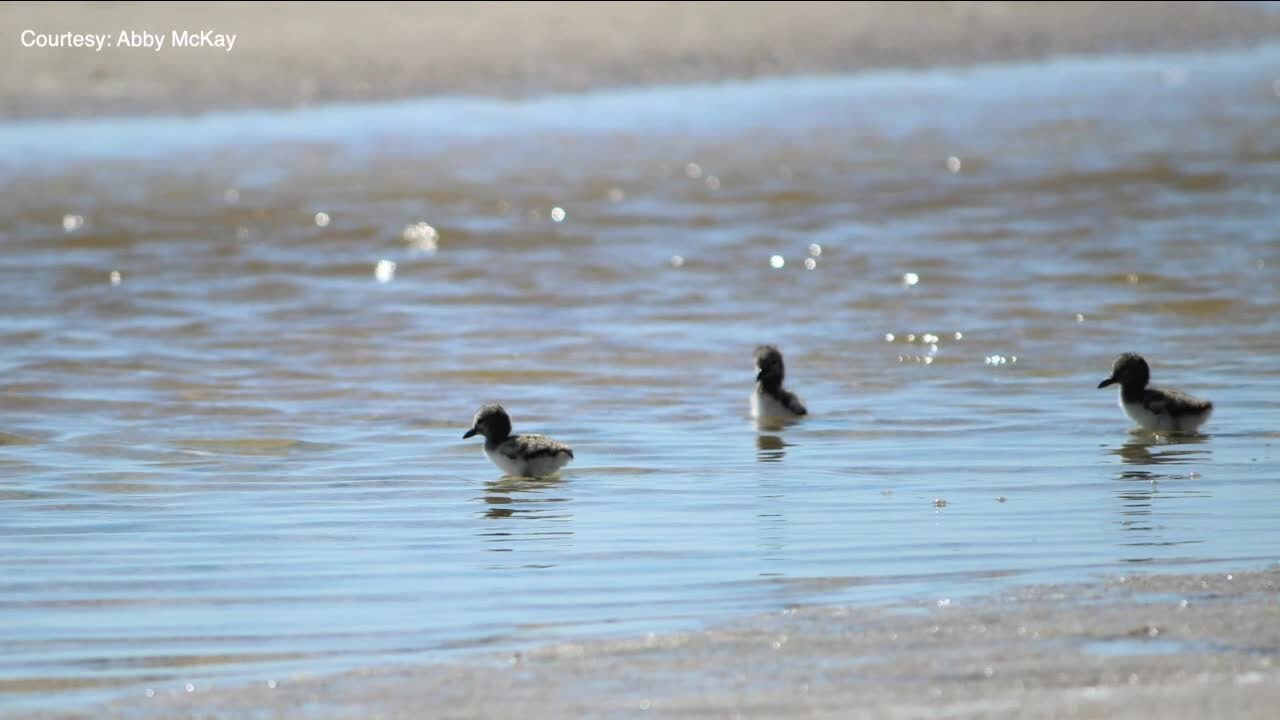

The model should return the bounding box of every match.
[1,44,1279,712]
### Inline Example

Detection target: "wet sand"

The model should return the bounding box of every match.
[5,1,1280,120]
[38,565,1279,719]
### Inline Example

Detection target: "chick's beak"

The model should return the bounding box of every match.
[463,428,478,439]
[1097,377,1116,389]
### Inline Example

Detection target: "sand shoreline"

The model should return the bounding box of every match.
[24,563,1279,719]
[4,2,1280,121]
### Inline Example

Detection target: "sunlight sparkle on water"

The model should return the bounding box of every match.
[685,162,702,179]
[374,259,396,283]
[61,214,83,232]
[903,272,920,286]
[946,156,962,173]
[770,255,785,269]
[551,207,566,223]
[109,271,121,286]
[804,258,817,270]
[314,212,330,227]
[669,255,685,268]
[808,244,822,257]
[402,222,439,253]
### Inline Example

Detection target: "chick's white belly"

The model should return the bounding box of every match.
[1121,397,1211,433]
[751,388,796,420]
[484,446,570,478]
[1121,394,1172,427]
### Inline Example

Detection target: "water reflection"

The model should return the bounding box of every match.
[474,477,573,560]
[755,476,788,575]
[756,434,789,463]
[1113,432,1211,465]
[754,429,795,569]
[754,417,802,434]
[1110,435,1212,563]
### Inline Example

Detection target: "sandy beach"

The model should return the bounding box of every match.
[37,565,1280,719]
[4,1,1280,120]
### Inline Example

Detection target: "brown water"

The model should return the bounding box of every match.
[1,45,1279,713]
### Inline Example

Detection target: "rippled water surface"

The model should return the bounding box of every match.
[2,45,1279,712]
